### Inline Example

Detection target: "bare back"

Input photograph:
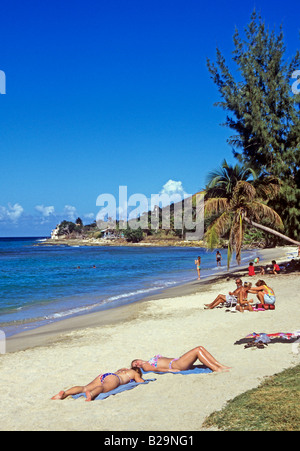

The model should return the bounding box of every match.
[116,368,144,384]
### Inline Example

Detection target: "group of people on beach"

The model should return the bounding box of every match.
[248,258,281,277]
[52,345,230,402]
[196,252,281,281]
[205,278,276,312]
[52,250,280,403]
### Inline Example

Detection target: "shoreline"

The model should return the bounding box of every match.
[38,237,207,247]
[6,246,292,353]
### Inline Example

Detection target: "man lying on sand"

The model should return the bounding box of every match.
[204,278,243,309]
[51,367,144,402]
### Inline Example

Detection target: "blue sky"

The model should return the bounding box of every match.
[0,0,299,236]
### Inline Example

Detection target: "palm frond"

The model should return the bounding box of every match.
[247,202,283,229]
[253,175,281,200]
[204,198,229,217]
[231,180,256,204]
[205,212,232,249]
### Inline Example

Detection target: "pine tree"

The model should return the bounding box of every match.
[207,10,300,239]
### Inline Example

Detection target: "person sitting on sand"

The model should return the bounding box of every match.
[51,367,144,402]
[269,260,280,274]
[248,280,276,306]
[204,278,243,309]
[131,346,230,373]
[248,262,255,277]
[236,282,254,312]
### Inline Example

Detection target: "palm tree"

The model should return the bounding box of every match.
[205,161,300,268]
[205,159,257,198]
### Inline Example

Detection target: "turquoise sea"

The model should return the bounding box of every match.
[0,237,256,337]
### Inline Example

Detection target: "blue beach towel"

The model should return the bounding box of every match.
[72,378,156,401]
[142,366,212,375]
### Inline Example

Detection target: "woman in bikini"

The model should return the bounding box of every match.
[51,367,144,402]
[195,256,201,280]
[131,346,230,373]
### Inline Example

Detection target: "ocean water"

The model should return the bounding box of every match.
[0,237,256,337]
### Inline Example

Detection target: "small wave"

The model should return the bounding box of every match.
[106,284,176,302]
[37,282,180,321]
[44,304,99,320]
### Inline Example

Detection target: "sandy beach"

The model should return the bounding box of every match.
[1,247,299,431]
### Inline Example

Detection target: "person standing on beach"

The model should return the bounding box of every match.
[216,251,222,267]
[195,256,201,280]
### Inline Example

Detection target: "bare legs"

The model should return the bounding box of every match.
[172,346,230,372]
[205,294,226,309]
[51,374,121,402]
[256,291,265,304]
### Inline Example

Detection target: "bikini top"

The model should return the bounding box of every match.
[148,354,162,368]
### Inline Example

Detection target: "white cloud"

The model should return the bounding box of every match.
[157,180,190,208]
[160,180,189,198]
[0,203,24,223]
[35,205,55,217]
[63,205,77,221]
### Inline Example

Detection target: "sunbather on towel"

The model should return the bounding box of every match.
[131,346,230,373]
[51,367,144,402]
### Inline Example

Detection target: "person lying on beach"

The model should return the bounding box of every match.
[248,280,276,306]
[204,278,243,309]
[236,282,254,312]
[131,346,230,373]
[51,367,144,402]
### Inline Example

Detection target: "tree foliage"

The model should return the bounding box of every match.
[123,227,144,243]
[205,165,284,267]
[207,10,300,239]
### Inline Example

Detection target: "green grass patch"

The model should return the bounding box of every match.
[203,365,300,431]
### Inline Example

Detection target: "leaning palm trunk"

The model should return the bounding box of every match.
[244,217,300,246]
